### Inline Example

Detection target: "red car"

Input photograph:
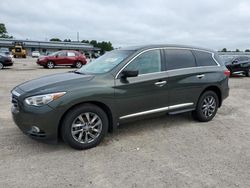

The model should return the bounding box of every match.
[37,50,87,69]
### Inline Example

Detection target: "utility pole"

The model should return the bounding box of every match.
[77,32,79,42]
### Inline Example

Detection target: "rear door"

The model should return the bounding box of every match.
[164,49,201,110]
[114,49,169,119]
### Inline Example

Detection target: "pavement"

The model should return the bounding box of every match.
[0,57,250,188]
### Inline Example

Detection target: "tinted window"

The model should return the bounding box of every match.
[194,51,217,66]
[165,49,196,70]
[58,51,67,57]
[124,50,161,75]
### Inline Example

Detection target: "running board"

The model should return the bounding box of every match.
[168,108,195,115]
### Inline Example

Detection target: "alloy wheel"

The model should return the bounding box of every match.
[201,96,216,118]
[75,62,82,68]
[0,63,3,69]
[71,112,103,144]
[47,61,54,69]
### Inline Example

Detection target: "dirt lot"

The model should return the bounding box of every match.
[0,58,250,188]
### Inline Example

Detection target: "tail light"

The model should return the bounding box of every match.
[224,70,231,77]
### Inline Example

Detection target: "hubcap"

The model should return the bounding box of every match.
[202,96,216,118]
[76,62,82,68]
[0,63,3,69]
[71,112,102,144]
[47,62,54,68]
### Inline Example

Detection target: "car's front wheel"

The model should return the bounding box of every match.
[192,91,219,122]
[46,61,55,69]
[61,104,109,150]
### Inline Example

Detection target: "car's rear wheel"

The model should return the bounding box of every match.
[245,69,250,77]
[0,62,3,69]
[47,61,55,69]
[192,91,219,122]
[75,61,83,68]
[61,104,109,150]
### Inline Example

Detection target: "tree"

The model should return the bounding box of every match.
[245,49,250,52]
[236,49,240,52]
[0,23,13,38]
[221,48,227,52]
[50,38,61,42]
[81,40,89,43]
[90,40,98,47]
[64,39,71,42]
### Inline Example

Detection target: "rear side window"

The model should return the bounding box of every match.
[193,51,217,66]
[165,49,196,70]
[67,52,76,57]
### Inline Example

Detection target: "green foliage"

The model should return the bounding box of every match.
[50,38,61,42]
[221,48,227,52]
[236,49,240,52]
[0,23,13,38]
[64,39,71,42]
[82,39,113,54]
[245,49,250,52]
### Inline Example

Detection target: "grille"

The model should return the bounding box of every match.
[12,94,19,107]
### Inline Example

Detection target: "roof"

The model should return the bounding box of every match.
[121,44,215,53]
[0,38,94,50]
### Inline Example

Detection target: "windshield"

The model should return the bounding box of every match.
[77,50,134,74]
[49,51,59,56]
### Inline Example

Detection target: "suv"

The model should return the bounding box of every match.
[224,56,250,77]
[37,50,87,69]
[11,45,229,149]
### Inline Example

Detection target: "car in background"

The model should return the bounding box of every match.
[224,56,250,77]
[0,47,10,56]
[37,50,87,69]
[32,51,40,58]
[0,54,13,69]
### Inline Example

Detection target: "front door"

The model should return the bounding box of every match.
[114,49,169,119]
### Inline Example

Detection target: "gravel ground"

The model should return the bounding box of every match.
[0,58,250,188]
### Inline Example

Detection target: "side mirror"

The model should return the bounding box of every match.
[55,55,58,58]
[121,70,139,78]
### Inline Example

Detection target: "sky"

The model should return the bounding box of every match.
[1,0,250,50]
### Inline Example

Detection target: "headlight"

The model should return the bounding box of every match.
[25,92,66,106]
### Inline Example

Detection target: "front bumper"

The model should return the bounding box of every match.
[11,102,61,143]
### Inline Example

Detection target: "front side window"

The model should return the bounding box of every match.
[165,49,196,70]
[194,51,217,66]
[124,50,161,75]
[58,51,67,57]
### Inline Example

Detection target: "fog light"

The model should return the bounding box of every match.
[31,126,40,133]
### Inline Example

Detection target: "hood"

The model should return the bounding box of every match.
[17,72,94,93]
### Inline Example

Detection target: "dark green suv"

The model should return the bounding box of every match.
[11,45,230,149]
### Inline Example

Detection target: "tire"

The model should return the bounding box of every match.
[61,104,109,150]
[192,91,219,122]
[0,62,3,69]
[245,69,250,77]
[75,61,83,68]
[46,61,55,69]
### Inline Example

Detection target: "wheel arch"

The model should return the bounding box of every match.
[58,101,114,139]
[200,86,222,107]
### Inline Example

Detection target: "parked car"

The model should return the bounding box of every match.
[11,45,229,149]
[37,50,87,69]
[31,51,40,58]
[224,56,250,77]
[0,47,10,56]
[0,54,13,69]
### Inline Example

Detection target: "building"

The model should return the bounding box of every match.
[0,38,99,56]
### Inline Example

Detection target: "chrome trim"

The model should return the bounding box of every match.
[168,103,194,110]
[115,47,220,79]
[12,90,20,97]
[119,103,194,119]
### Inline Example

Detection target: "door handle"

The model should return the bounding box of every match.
[154,81,167,87]
[196,74,205,79]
